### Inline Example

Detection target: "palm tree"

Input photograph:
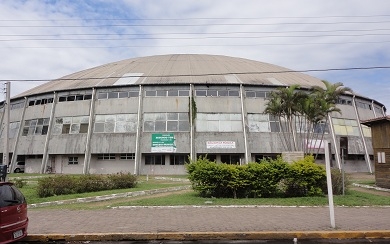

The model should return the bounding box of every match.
[265,81,353,156]
[264,92,290,151]
[310,80,353,157]
[265,85,307,151]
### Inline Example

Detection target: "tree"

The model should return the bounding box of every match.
[265,85,307,151]
[309,80,353,156]
[265,80,353,155]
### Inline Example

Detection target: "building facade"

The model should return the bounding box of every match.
[0,54,386,175]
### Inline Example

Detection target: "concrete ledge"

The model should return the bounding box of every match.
[23,230,390,242]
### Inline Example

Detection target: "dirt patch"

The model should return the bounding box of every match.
[347,172,390,197]
[347,172,375,181]
[350,186,390,197]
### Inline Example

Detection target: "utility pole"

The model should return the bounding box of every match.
[2,82,10,181]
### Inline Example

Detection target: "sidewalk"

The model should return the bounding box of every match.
[24,205,390,243]
[21,174,390,243]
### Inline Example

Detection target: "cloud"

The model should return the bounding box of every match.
[1,0,390,110]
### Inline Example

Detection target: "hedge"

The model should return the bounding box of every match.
[187,155,344,198]
[37,172,137,197]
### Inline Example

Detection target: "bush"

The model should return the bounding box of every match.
[108,172,137,189]
[187,155,327,199]
[75,175,111,193]
[245,157,289,198]
[284,155,326,197]
[14,178,27,188]
[36,173,137,198]
[322,168,350,195]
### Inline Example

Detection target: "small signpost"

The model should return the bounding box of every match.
[308,139,336,228]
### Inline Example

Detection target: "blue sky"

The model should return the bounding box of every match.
[1,0,390,111]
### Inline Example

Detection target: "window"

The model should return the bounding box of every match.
[68,157,78,165]
[10,102,25,110]
[196,113,242,132]
[129,91,139,97]
[59,94,92,102]
[195,89,240,97]
[0,122,20,139]
[221,154,241,164]
[145,89,189,97]
[196,154,216,162]
[120,153,135,160]
[9,122,20,138]
[27,96,54,107]
[313,122,329,134]
[145,91,156,97]
[97,154,116,160]
[374,106,383,115]
[98,93,108,99]
[108,92,119,99]
[0,185,26,207]
[269,115,280,132]
[143,113,190,132]
[377,152,386,164]
[245,90,268,98]
[332,118,360,136]
[22,118,50,136]
[53,116,89,135]
[94,114,137,133]
[27,155,43,159]
[170,154,189,165]
[254,154,277,162]
[248,114,270,132]
[145,155,165,165]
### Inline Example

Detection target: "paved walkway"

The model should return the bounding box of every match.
[25,205,390,242]
[21,174,390,242]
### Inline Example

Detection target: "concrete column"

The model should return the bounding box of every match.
[189,84,195,161]
[240,84,249,164]
[83,88,97,174]
[134,85,143,175]
[40,93,58,173]
[9,98,28,172]
[371,100,377,118]
[328,114,341,170]
[352,95,372,173]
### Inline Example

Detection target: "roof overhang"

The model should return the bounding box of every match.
[361,116,390,127]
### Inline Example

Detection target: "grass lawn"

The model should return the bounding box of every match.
[16,176,189,204]
[12,172,390,210]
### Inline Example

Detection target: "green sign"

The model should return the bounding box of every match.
[151,133,176,152]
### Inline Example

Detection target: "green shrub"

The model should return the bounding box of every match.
[108,172,137,189]
[14,178,27,188]
[284,155,326,197]
[187,155,327,199]
[75,175,111,193]
[36,173,137,198]
[322,168,350,195]
[245,157,289,198]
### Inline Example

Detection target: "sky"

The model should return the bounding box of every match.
[1,0,390,111]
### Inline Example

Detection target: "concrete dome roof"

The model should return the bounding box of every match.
[16,54,325,97]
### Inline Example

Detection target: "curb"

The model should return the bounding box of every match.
[23,231,390,242]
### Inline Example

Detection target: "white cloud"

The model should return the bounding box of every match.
[1,0,390,110]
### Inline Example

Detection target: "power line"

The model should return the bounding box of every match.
[2,66,390,83]
[3,28,390,37]
[2,20,390,28]
[3,32,390,42]
[1,14,390,22]
[4,40,390,49]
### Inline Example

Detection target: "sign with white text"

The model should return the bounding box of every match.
[151,133,176,152]
[206,141,236,149]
